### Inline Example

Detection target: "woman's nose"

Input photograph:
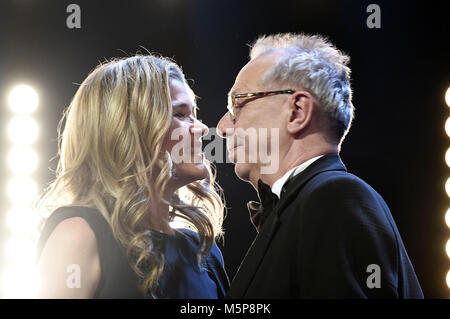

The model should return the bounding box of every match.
[191,118,209,137]
[199,120,209,137]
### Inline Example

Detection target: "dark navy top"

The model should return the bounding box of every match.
[36,206,229,299]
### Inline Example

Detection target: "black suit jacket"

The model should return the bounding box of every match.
[227,154,423,298]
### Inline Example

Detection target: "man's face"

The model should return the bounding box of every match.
[217,52,288,184]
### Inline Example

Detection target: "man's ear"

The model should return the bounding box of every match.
[286,91,315,135]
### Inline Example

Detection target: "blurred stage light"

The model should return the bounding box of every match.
[447,238,450,259]
[446,208,450,229]
[7,206,40,237]
[3,237,37,298]
[446,87,450,292]
[447,270,450,289]
[7,116,39,145]
[8,146,38,175]
[1,266,37,298]
[3,83,40,299]
[445,117,450,138]
[7,176,38,204]
[8,85,38,115]
[446,148,450,168]
[446,87,450,108]
[445,178,450,198]
[5,238,36,265]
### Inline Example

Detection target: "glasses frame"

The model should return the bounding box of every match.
[227,89,296,122]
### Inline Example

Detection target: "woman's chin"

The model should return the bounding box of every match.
[190,162,209,181]
[173,162,208,186]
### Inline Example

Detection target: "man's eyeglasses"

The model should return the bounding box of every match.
[227,89,296,122]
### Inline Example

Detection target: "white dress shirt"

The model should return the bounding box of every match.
[271,155,325,198]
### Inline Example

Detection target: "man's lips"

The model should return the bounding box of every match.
[227,139,243,153]
[228,146,237,153]
[227,145,243,162]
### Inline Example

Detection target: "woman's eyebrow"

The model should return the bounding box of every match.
[172,102,198,114]
[172,101,190,109]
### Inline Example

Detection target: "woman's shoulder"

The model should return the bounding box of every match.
[39,215,98,259]
[47,206,108,227]
[36,208,102,298]
[48,215,96,240]
[37,206,110,259]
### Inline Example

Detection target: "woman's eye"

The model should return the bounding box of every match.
[174,112,186,118]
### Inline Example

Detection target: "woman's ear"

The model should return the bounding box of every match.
[286,91,315,135]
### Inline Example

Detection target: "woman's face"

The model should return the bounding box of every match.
[162,79,209,188]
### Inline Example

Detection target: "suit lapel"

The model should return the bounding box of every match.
[226,205,280,298]
[277,154,347,213]
[227,154,347,298]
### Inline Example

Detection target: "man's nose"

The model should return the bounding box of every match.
[217,112,233,138]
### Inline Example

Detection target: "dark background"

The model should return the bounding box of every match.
[0,0,449,298]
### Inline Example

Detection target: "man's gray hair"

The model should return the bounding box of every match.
[250,33,354,145]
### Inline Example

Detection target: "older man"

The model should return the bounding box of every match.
[217,33,423,298]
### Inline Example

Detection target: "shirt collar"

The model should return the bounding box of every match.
[271,155,325,198]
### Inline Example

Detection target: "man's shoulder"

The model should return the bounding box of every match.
[302,169,381,199]
[291,169,396,234]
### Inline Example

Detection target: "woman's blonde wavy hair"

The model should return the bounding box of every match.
[37,55,225,297]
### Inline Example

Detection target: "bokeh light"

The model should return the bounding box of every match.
[445,117,450,138]
[447,270,450,289]
[7,176,38,204]
[445,86,450,108]
[8,146,38,175]
[8,85,38,115]
[7,116,39,145]
[446,148,450,168]
[7,206,40,237]
[446,208,450,229]
[1,266,37,298]
[445,177,450,198]
[447,238,450,259]
[5,238,36,268]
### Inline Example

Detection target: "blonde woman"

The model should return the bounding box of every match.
[35,55,228,298]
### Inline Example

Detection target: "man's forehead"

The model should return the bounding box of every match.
[229,63,269,94]
[229,82,251,95]
[230,50,287,94]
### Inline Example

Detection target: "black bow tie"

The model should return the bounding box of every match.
[247,179,279,232]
